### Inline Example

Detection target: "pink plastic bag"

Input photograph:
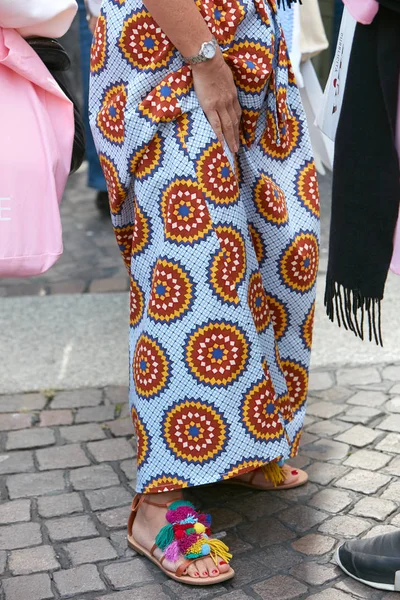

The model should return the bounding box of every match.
[0,27,74,277]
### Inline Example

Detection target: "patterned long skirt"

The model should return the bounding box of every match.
[89,0,320,494]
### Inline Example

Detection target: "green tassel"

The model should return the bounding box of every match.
[168,500,195,511]
[155,524,174,550]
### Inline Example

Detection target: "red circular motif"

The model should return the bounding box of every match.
[248,272,271,333]
[260,92,301,161]
[99,154,126,214]
[130,134,163,179]
[131,408,149,467]
[197,0,245,44]
[139,68,193,123]
[119,10,174,71]
[209,225,246,304]
[133,334,170,398]
[149,259,194,323]
[227,41,274,94]
[131,203,151,258]
[302,302,315,350]
[276,393,293,422]
[280,233,319,293]
[114,224,133,270]
[97,83,126,145]
[130,277,144,327]
[241,377,284,442]
[249,224,265,266]
[186,321,249,387]
[296,161,320,218]
[91,15,107,74]
[265,294,289,341]
[281,360,308,414]
[161,179,212,244]
[254,174,288,226]
[196,142,239,206]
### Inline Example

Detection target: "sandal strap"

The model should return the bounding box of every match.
[176,558,196,577]
[127,494,182,537]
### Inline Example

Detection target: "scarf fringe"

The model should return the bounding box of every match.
[277,0,302,8]
[324,280,383,347]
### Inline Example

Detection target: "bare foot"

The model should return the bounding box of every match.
[132,491,231,580]
[233,464,305,489]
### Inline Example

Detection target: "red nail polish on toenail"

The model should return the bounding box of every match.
[291,469,298,475]
[194,572,199,577]
[203,571,208,576]
[212,569,218,574]
[220,561,227,565]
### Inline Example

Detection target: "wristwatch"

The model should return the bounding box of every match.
[182,37,219,65]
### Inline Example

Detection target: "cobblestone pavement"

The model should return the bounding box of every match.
[1,365,400,600]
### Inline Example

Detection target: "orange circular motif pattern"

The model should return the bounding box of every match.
[142,475,189,494]
[265,294,289,341]
[254,174,288,226]
[130,134,163,180]
[99,154,126,214]
[260,107,301,161]
[91,15,107,74]
[227,41,274,94]
[119,10,174,71]
[197,0,245,45]
[281,359,308,414]
[196,142,239,206]
[97,83,127,145]
[209,225,246,305]
[163,399,229,463]
[133,334,171,398]
[279,232,319,294]
[249,224,265,266]
[248,272,271,333]
[131,408,150,466]
[149,259,194,323]
[223,458,265,480]
[301,302,315,350]
[114,223,133,270]
[130,277,144,327]
[161,179,212,245]
[296,161,320,218]
[241,377,284,442]
[185,321,249,387]
[131,203,151,258]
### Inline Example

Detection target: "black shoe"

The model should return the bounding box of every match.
[336,531,400,591]
[96,191,110,216]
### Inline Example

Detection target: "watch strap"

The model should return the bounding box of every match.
[182,37,218,65]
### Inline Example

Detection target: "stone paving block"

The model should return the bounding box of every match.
[251,575,307,600]
[226,493,287,522]
[64,537,118,565]
[307,591,354,600]
[307,402,345,419]
[382,365,400,381]
[339,406,383,425]
[310,386,353,403]
[306,463,348,485]
[3,573,53,600]
[104,386,129,406]
[6,427,55,450]
[51,389,103,409]
[119,459,137,482]
[229,554,269,588]
[291,534,336,556]
[335,424,380,448]
[0,393,46,413]
[378,414,400,433]
[347,390,387,407]
[238,517,296,547]
[383,455,400,476]
[0,413,32,431]
[290,562,340,586]
[319,515,370,537]
[109,530,136,558]
[209,507,242,532]
[351,497,397,521]
[385,397,400,413]
[85,486,132,511]
[335,578,377,598]
[0,499,31,524]
[59,423,106,443]
[104,418,133,437]
[382,481,400,502]
[344,449,392,471]
[9,545,60,575]
[104,558,154,588]
[301,439,349,461]
[308,372,334,392]
[69,464,120,490]
[0,450,34,474]
[7,470,66,498]
[0,522,42,550]
[97,506,130,529]
[335,469,391,494]
[364,524,398,538]
[390,513,400,526]
[306,420,350,438]
[87,438,134,462]
[252,545,303,574]
[75,406,115,424]
[40,410,73,427]
[0,550,6,574]
[390,383,400,394]
[215,593,254,600]
[54,564,106,596]
[308,489,353,514]
[337,367,381,386]
[46,514,99,542]
[376,433,400,453]
[165,579,227,599]
[36,443,90,471]
[280,505,328,532]
[37,492,84,518]
[95,587,171,600]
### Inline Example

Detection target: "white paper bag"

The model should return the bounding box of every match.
[316,7,357,142]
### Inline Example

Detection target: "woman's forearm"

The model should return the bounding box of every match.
[142,0,213,57]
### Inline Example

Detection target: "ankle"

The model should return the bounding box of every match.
[145,491,183,505]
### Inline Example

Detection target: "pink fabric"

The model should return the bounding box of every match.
[343,0,379,24]
[0,0,77,38]
[0,28,74,277]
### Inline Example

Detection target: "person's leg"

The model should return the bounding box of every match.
[77,0,108,212]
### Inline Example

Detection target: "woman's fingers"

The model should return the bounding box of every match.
[219,107,238,154]
[206,110,224,147]
[229,101,241,150]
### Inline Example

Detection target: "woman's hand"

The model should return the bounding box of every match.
[192,52,242,154]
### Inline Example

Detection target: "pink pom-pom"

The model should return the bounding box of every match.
[178,533,200,554]
[166,506,197,524]
[198,513,211,527]
[164,540,180,563]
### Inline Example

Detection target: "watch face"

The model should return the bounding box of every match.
[203,42,216,60]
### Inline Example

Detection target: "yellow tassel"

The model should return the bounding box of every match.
[208,538,232,565]
[262,462,286,487]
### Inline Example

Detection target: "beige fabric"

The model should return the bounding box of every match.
[300,0,329,61]
[0,0,77,38]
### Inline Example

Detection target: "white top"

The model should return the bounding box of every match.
[87,0,102,17]
[0,0,78,38]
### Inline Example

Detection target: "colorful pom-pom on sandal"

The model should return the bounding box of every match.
[226,462,308,491]
[127,495,235,585]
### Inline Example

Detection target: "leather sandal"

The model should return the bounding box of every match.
[225,462,308,491]
[127,495,235,585]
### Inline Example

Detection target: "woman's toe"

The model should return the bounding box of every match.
[194,559,210,578]
[204,557,219,576]
[186,563,200,578]
[217,558,231,573]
